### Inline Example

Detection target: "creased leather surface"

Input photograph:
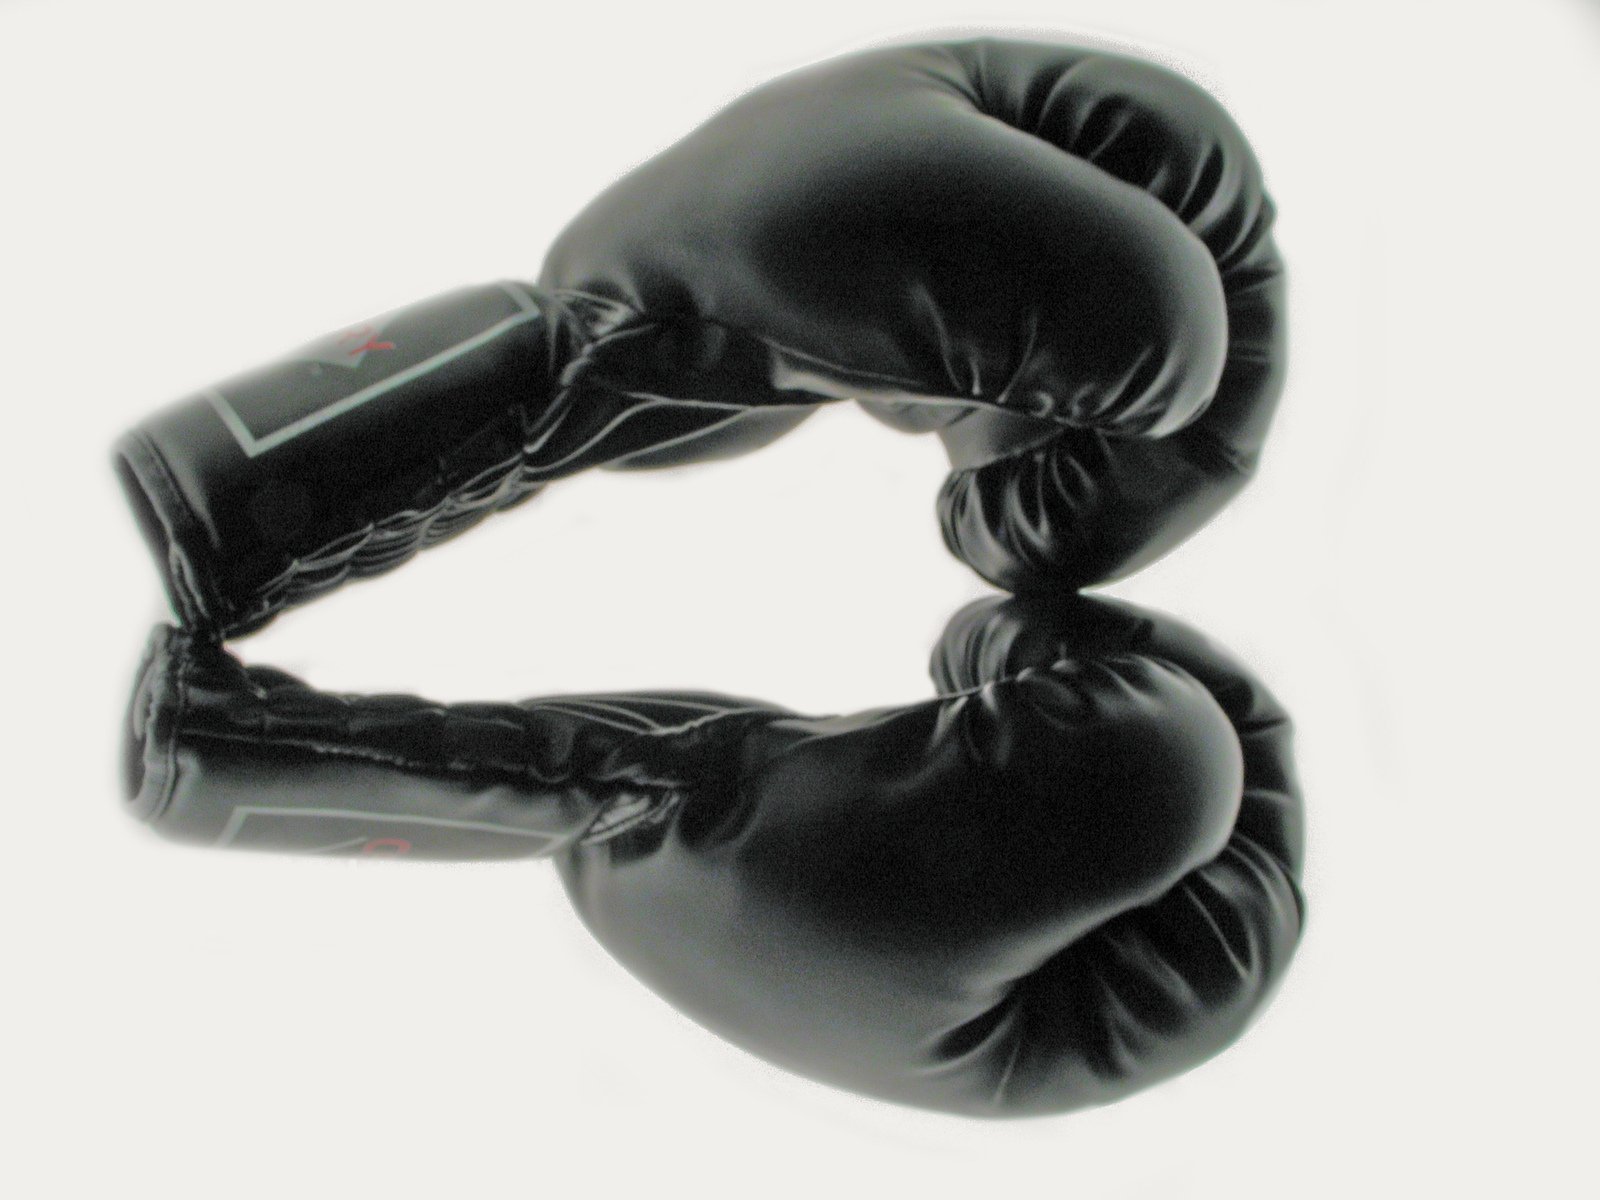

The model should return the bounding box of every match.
[113,37,1303,1117]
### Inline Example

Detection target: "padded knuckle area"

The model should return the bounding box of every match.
[1002,658,1243,893]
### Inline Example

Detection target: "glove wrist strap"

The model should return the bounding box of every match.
[113,281,561,637]
[123,625,708,859]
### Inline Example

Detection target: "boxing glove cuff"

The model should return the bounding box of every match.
[112,282,586,636]
[123,623,780,858]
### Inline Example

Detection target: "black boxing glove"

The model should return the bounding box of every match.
[545,39,1287,594]
[123,594,1302,1116]
[113,38,1283,637]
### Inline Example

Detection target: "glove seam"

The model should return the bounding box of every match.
[223,288,592,634]
[232,450,550,634]
[1223,830,1306,919]
[173,724,678,796]
[160,633,191,821]
[118,430,218,629]
[548,286,1078,415]
[172,701,761,793]
[130,628,187,825]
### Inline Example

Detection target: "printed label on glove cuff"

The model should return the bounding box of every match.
[203,282,542,457]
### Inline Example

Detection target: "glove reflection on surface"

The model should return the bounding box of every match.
[125,594,1302,1117]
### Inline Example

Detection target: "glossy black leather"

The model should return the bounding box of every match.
[114,39,1283,638]
[113,37,1302,1116]
[542,40,1286,592]
[126,595,1302,1116]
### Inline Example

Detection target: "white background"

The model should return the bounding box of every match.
[3,0,1597,1195]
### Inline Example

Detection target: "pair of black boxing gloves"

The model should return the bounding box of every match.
[114,39,1304,1117]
